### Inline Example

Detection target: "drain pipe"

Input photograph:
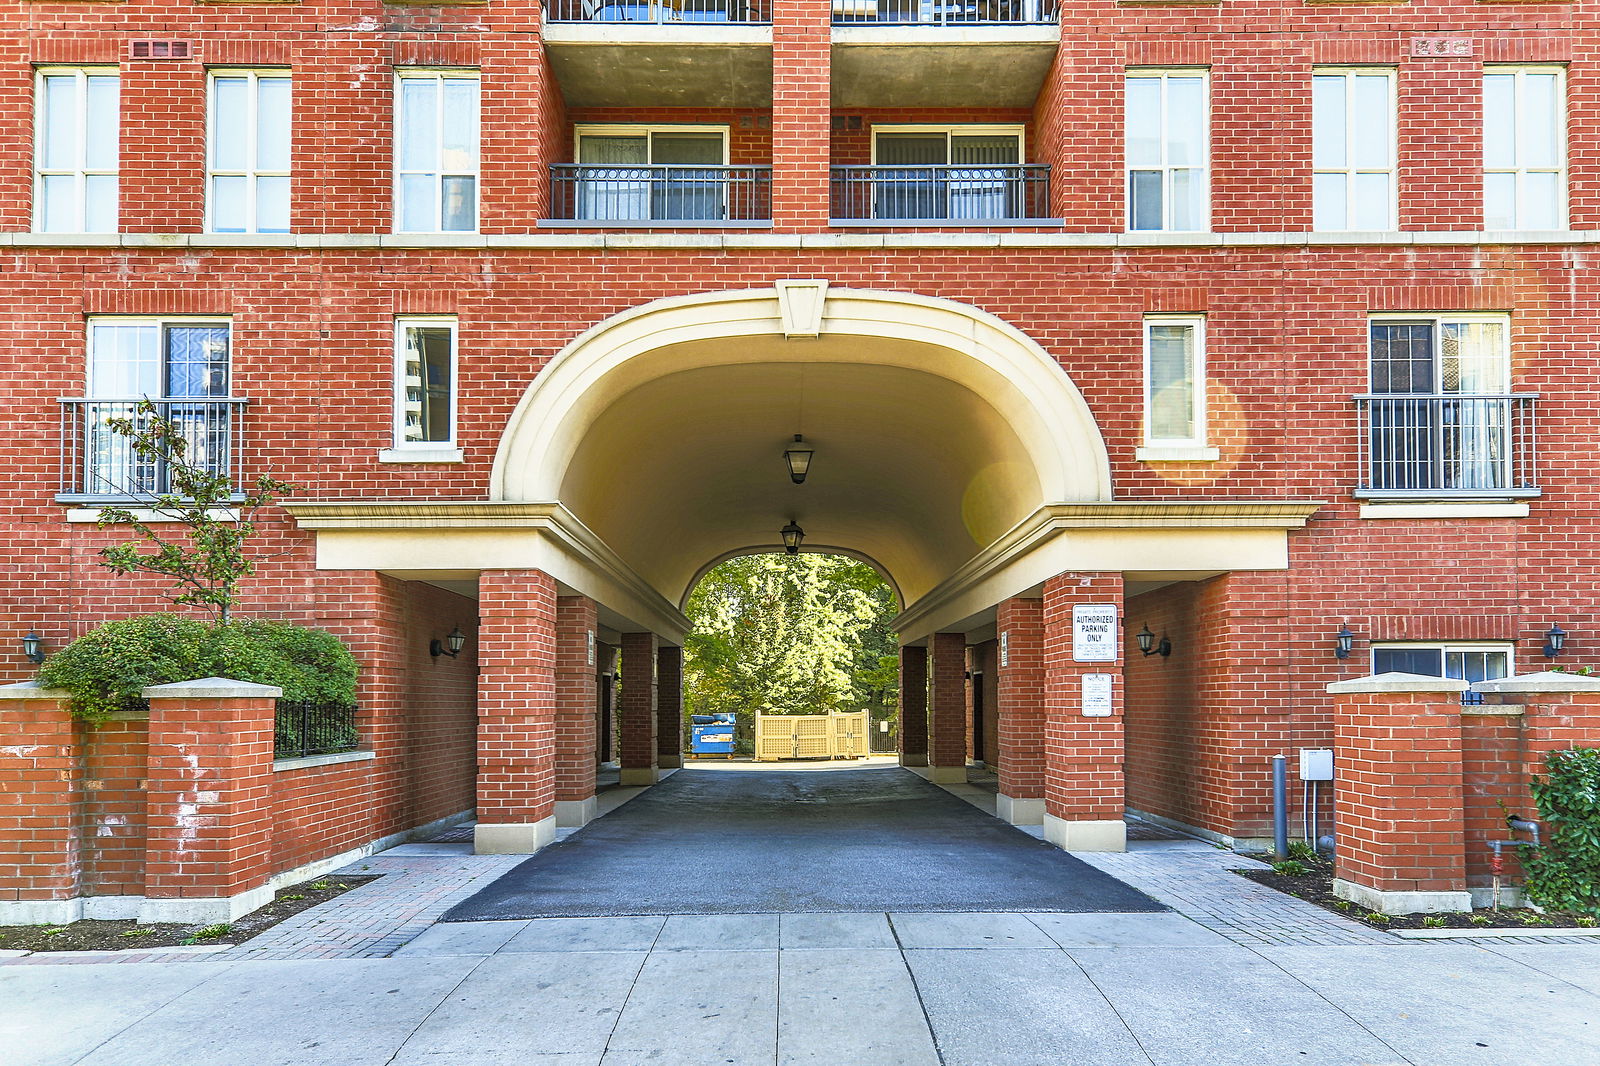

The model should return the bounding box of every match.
[1271,755,1289,861]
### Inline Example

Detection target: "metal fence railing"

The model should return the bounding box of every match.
[58,397,249,501]
[549,165,772,222]
[544,0,772,23]
[830,165,1052,222]
[1353,394,1540,497]
[275,701,360,760]
[832,0,1059,25]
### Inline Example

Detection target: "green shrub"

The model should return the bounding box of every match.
[1271,860,1309,876]
[1287,840,1319,862]
[1521,748,1600,919]
[39,615,357,724]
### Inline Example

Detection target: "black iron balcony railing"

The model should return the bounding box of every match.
[275,701,360,760]
[550,165,772,223]
[833,0,1059,24]
[1354,394,1540,498]
[58,397,248,501]
[544,0,772,23]
[830,165,1052,222]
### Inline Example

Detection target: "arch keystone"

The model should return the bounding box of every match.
[775,278,829,338]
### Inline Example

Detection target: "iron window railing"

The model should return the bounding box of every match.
[544,0,772,22]
[833,0,1059,24]
[275,701,360,760]
[550,165,772,222]
[830,165,1051,222]
[58,397,249,502]
[1353,393,1540,498]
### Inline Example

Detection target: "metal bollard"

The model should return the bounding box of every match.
[1272,755,1289,861]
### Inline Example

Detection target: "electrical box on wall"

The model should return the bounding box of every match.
[1299,748,1334,781]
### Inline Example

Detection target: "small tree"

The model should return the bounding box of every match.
[95,400,293,622]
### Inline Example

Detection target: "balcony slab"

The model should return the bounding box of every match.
[831,28,1060,107]
[542,27,773,108]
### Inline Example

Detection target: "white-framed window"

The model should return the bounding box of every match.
[393,317,457,450]
[34,66,119,233]
[1141,315,1207,451]
[395,70,480,233]
[207,69,292,234]
[1371,641,1512,703]
[1125,69,1208,232]
[1313,68,1396,232]
[1484,66,1566,231]
[573,124,730,221]
[868,124,1026,221]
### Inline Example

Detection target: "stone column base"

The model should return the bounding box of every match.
[0,885,275,926]
[1042,815,1127,853]
[899,753,929,767]
[619,766,660,786]
[1333,878,1472,915]
[475,817,557,855]
[555,797,598,828]
[996,793,1045,825]
[927,764,967,784]
[658,753,684,769]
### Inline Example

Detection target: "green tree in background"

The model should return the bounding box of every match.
[684,554,899,746]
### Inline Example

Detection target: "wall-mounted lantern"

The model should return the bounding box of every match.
[1334,625,1355,660]
[1543,624,1568,659]
[22,630,44,664]
[1136,625,1172,658]
[430,626,467,659]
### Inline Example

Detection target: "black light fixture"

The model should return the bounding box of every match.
[780,521,805,555]
[21,630,44,664]
[1136,625,1172,658]
[1334,625,1355,660]
[430,626,468,659]
[1543,623,1568,659]
[783,434,814,485]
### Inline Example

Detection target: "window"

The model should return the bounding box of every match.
[1313,68,1395,231]
[1371,642,1511,704]
[208,70,291,234]
[395,71,479,233]
[1141,316,1207,452]
[573,125,729,221]
[34,67,119,233]
[870,125,1024,220]
[1125,70,1207,232]
[394,318,457,450]
[1484,66,1566,230]
[82,319,233,496]
[1363,314,1524,495]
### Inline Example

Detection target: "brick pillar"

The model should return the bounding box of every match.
[0,683,82,922]
[771,0,831,229]
[1040,573,1126,852]
[143,678,277,922]
[1328,673,1472,914]
[995,596,1045,825]
[554,594,599,827]
[928,632,968,783]
[619,631,659,786]
[898,644,928,767]
[476,569,559,854]
[657,644,684,769]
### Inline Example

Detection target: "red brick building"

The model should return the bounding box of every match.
[2,0,1596,919]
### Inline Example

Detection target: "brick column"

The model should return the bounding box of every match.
[928,632,968,783]
[476,569,559,854]
[0,683,82,923]
[898,644,928,767]
[995,596,1045,825]
[619,631,660,786]
[657,645,684,769]
[1328,673,1472,914]
[555,594,599,827]
[1040,573,1126,852]
[143,678,277,922]
[771,0,831,229]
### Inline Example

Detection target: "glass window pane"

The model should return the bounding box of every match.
[1352,74,1391,169]
[256,76,292,172]
[578,135,648,165]
[1520,73,1560,169]
[212,76,249,171]
[1148,323,1195,441]
[89,324,162,397]
[1313,172,1346,230]
[1170,167,1203,230]
[1129,169,1162,230]
[1373,647,1443,676]
[1351,171,1390,230]
[1126,77,1162,166]
[399,173,435,231]
[1166,77,1205,166]
[950,135,1019,165]
[1370,322,1434,394]
[166,326,230,397]
[1519,170,1561,230]
[398,79,438,171]
[1312,74,1346,170]
[84,75,119,171]
[256,175,290,232]
[441,175,476,231]
[1440,320,1506,393]
[39,173,76,232]
[1483,74,1516,168]
[1484,172,1517,229]
[402,326,453,444]
[41,75,77,170]
[652,132,724,165]
[876,133,947,165]
[440,78,478,173]
[211,175,247,232]
[84,174,116,232]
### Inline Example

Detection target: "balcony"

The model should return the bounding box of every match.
[832,0,1058,25]
[830,165,1052,224]
[58,397,247,502]
[548,165,772,224]
[545,0,771,22]
[1353,394,1540,499]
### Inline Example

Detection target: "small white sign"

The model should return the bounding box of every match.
[1072,604,1119,662]
[999,631,1009,668]
[1082,673,1114,717]
[587,630,596,667]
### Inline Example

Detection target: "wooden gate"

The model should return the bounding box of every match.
[754,711,870,761]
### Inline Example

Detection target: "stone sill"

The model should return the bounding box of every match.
[1136,445,1220,462]
[1357,502,1533,520]
[273,750,375,773]
[378,447,464,464]
[65,506,239,523]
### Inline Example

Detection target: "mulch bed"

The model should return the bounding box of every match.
[1235,856,1597,931]
[0,875,382,953]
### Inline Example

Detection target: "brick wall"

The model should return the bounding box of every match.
[1041,574,1125,825]
[477,569,558,828]
[928,631,967,770]
[555,595,598,804]
[618,631,658,772]
[0,693,83,904]
[898,644,928,764]
[995,597,1043,801]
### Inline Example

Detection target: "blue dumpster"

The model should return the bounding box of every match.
[690,713,736,755]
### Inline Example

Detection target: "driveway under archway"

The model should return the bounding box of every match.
[441,766,1163,920]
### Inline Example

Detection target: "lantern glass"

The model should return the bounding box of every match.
[447,627,467,655]
[780,521,804,555]
[1335,625,1354,659]
[1136,625,1155,655]
[22,631,43,664]
[783,435,814,485]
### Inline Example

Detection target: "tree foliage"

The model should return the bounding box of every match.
[1522,748,1600,918]
[683,554,899,741]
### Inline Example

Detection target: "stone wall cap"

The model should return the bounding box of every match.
[1327,672,1471,694]
[141,677,284,699]
[1473,671,1600,694]
[0,681,71,700]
